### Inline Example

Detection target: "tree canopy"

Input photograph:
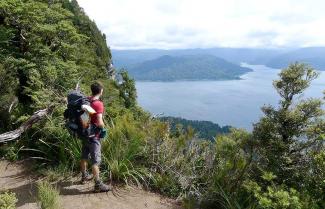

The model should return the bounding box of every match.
[0,0,111,131]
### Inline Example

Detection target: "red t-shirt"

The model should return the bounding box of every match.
[89,97,104,127]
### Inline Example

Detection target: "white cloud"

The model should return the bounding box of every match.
[77,0,325,49]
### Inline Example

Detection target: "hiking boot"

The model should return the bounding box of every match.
[81,172,93,184]
[94,181,111,193]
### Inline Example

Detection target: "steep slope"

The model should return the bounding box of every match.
[126,55,252,81]
[0,0,112,131]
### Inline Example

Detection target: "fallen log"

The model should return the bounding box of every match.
[0,106,54,143]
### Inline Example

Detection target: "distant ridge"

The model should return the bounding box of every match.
[112,47,284,67]
[124,54,252,81]
[112,47,325,71]
[266,47,325,70]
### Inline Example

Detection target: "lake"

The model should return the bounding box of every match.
[135,64,325,131]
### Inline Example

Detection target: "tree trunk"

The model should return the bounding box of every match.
[0,106,54,143]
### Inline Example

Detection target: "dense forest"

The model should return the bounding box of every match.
[0,1,325,209]
[0,0,112,132]
[159,116,231,140]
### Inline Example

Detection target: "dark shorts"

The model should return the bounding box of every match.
[81,138,101,165]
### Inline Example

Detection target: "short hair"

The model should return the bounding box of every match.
[91,81,103,95]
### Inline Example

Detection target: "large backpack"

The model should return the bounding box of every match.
[64,90,92,138]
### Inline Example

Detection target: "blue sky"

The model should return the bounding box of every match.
[77,0,325,49]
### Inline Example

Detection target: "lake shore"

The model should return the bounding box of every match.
[136,64,325,130]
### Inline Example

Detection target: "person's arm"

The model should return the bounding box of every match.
[96,113,105,128]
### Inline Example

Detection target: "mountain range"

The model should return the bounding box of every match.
[266,47,325,70]
[112,47,325,71]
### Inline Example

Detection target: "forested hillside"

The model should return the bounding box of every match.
[125,55,252,81]
[0,0,112,132]
[159,116,231,140]
[0,1,324,209]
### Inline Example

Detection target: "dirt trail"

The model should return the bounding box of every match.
[0,160,181,209]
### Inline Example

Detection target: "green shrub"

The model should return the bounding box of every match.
[244,180,303,209]
[151,173,182,198]
[38,164,74,183]
[101,113,151,186]
[0,192,17,209]
[0,144,21,161]
[20,111,82,170]
[37,181,61,209]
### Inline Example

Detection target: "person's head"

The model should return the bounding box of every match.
[91,81,104,96]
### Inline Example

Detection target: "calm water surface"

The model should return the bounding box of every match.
[136,64,325,130]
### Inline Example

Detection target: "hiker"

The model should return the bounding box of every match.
[80,81,111,192]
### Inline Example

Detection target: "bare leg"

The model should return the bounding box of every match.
[80,159,93,183]
[92,164,110,192]
[80,159,88,174]
[92,164,100,182]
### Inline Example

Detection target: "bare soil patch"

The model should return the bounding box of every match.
[0,160,181,209]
